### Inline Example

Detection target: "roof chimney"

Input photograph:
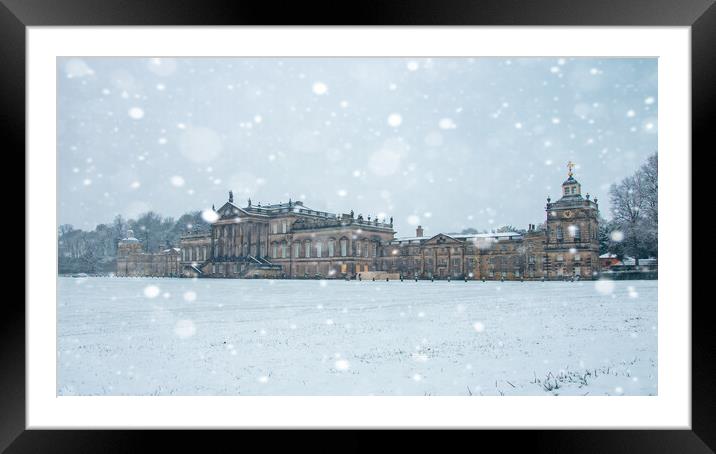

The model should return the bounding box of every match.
[416,225,424,237]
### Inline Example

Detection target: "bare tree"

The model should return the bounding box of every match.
[609,152,658,264]
[640,153,658,226]
[610,176,644,265]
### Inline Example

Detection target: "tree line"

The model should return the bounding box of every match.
[58,211,210,274]
[599,152,658,263]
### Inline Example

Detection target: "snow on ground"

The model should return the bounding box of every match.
[57,278,657,396]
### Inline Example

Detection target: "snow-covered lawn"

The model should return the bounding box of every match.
[57,277,657,396]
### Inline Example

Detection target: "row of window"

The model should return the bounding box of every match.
[270,239,380,259]
[547,223,597,242]
[271,221,289,234]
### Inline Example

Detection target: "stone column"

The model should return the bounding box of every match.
[247,222,252,257]
[256,223,261,258]
[239,224,244,257]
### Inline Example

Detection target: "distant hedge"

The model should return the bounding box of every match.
[600,270,658,280]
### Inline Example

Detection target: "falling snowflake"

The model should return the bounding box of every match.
[387,113,403,127]
[438,118,457,130]
[170,175,185,187]
[174,319,197,338]
[594,279,615,295]
[128,107,144,119]
[201,209,219,223]
[312,82,328,95]
[183,291,197,302]
[143,285,160,298]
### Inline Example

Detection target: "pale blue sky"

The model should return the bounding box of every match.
[58,57,657,237]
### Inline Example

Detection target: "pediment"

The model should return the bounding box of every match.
[217,202,249,219]
[423,234,462,246]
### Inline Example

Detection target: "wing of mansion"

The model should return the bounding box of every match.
[117,166,601,280]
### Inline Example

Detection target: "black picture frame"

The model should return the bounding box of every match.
[4,0,711,451]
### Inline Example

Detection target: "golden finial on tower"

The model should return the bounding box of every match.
[567,161,575,177]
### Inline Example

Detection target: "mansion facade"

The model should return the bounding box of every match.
[117,169,601,280]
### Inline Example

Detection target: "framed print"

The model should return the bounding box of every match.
[4,0,713,451]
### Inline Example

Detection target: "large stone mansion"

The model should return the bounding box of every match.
[117,165,601,280]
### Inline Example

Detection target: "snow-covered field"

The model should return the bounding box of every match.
[57,277,657,396]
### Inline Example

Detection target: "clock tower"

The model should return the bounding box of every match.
[543,162,601,279]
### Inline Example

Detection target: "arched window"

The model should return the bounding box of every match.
[364,240,370,257]
[281,241,287,258]
[272,243,278,258]
[573,224,581,241]
[340,238,348,257]
[356,241,362,257]
[316,242,323,258]
[294,242,301,258]
[556,226,563,241]
[328,239,335,257]
[305,241,311,258]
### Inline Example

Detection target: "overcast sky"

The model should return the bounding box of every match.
[58,57,657,237]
